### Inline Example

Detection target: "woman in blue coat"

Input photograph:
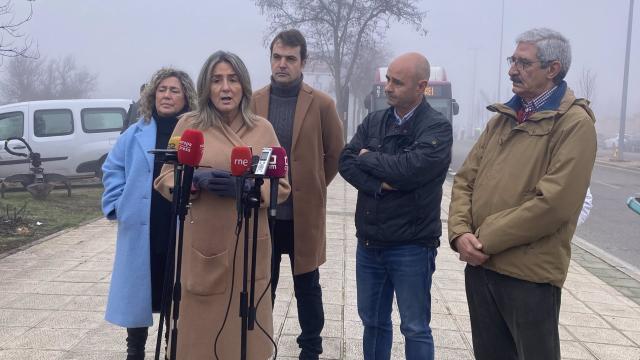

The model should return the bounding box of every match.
[101,68,197,360]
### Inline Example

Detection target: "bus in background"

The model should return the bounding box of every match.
[365,66,459,122]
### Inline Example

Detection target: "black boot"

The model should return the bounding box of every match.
[126,327,149,360]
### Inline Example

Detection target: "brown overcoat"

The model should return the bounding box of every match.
[251,82,344,275]
[448,87,596,287]
[154,114,290,359]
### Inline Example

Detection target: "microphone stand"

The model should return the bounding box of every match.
[152,155,181,360]
[248,177,264,331]
[267,178,278,309]
[239,177,263,360]
[168,164,195,360]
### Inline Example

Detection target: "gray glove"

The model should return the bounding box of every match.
[193,169,251,198]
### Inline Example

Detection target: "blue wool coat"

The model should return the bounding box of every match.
[101,118,158,328]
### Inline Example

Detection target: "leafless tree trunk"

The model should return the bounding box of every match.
[579,68,597,103]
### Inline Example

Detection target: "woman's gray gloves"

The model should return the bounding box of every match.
[193,169,252,197]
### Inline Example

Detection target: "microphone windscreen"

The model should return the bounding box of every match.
[177,129,204,167]
[265,147,287,178]
[230,146,252,176]
[167,136,181,150]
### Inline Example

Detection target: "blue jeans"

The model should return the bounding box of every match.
[356,243,437,360]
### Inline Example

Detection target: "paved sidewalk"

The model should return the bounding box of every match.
[1,177,640,359]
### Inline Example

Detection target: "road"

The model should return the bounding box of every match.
[450,139,640,268]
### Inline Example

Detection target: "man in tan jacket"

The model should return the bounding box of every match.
[251,29,344,359]
[448,28,596,360]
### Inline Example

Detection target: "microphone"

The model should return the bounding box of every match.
[251,155,260,174]
[231,146,253,176]
[176,129,204,213]
[265,147,288,219]
[177,130,204,167]
[149,135,182,163]
[168,136,181,150]
[231,146,253,216]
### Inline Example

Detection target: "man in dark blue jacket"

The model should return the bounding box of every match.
[339,52,452,360]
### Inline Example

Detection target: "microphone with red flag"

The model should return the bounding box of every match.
[177,129,204,167]
[265,147,288,219]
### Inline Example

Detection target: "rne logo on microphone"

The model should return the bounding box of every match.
[234,158,249,167]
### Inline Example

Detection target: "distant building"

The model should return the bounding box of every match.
[304,59,335,100]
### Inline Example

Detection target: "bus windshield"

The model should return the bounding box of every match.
[426,98,452,121]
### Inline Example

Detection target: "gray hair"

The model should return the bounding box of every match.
[187,51,258,129]
[516,28,571,83]
[138,67,197,122]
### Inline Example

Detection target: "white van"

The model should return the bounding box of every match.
[0,99,132,180]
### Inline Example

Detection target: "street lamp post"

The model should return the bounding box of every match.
[618,0,635,161]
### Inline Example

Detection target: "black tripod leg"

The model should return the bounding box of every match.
[248,203,260,330]
[155,165,182,360]
[240,204,251,360]
[154,227,176,360]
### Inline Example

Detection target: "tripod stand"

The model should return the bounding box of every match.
[238,177,264,360]
[154,162,195,360]
[154,161,181,360]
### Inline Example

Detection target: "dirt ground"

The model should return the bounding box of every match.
[0,186,103,255]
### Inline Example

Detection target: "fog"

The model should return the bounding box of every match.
[6,0,640,136]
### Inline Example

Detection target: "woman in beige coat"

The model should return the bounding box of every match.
[154,51,290,360]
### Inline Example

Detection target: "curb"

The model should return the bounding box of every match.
[573,234,640,283]
[595,159,640,172]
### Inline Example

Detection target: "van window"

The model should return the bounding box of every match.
[81,108,125,133]
[0,112,24,140]
[34,109,74,137]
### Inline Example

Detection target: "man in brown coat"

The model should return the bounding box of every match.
[251,29,344,359]
[448,28,596,360]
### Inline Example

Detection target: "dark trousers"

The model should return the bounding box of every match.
[271,220,325,360]
[465,265,562,360]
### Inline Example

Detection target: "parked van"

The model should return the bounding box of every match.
[0,99,132,180]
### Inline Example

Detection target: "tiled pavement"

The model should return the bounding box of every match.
[1,177,640,359]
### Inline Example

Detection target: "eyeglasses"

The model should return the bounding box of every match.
[506,56,544,71]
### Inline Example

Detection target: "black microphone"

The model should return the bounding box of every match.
[148,136,181,163]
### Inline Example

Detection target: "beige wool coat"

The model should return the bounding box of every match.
[154,114,290,360]
[252,82,344,275]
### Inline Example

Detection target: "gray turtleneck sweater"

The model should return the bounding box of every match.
[267,75,303,220]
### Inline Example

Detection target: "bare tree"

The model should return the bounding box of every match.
[1,55,42,102]
[48,55,98,99]
[350,42,392,103]
[254,0,426,139]
[1,54,97,103]
[0,0,37,59]
[578,67,596,103]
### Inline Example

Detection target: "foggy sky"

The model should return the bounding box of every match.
[6,0,639,135]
